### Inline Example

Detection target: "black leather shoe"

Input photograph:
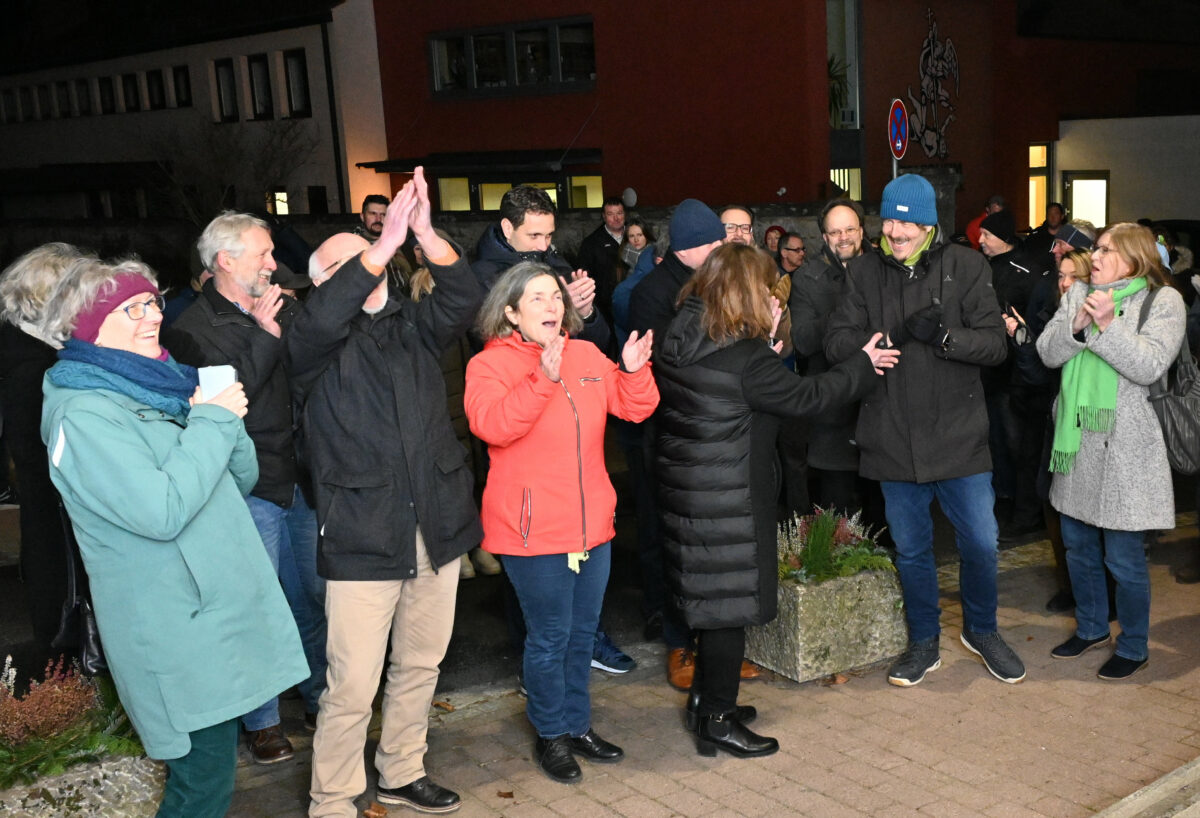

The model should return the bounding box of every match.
[534,735,582,783]
[569,728,624,763]
[696,712,778,758]
[684,690,758,732]
[376,775,461,813]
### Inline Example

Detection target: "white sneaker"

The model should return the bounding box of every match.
[470,548,502,576]
[459,553,475,580]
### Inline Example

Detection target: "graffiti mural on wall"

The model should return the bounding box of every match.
[907,8,960,159]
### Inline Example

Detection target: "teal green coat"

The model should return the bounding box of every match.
[41,373,308,759]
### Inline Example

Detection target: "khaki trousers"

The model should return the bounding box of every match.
[309,531,459,817]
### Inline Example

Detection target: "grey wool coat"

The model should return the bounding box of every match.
[1037,280,1185,531]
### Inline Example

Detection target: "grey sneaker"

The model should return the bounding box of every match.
[887,637,942,687]
[961,630,1026,684]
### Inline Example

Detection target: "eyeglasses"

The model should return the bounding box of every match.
[1094,245,1117,257]
[782,246,806,253]
[723,223,753,235]
[120,295,165,320]
[824,227,861,239]
[321,253,359,275]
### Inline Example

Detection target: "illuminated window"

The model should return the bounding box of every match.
[829,169,863,200]
[438,177,471,211]
[1029,142,1050,227]
[267,188,289,215]
[480,183,513,211]
[568,176,603,208]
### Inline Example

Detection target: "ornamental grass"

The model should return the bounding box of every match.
[777,507,895,584]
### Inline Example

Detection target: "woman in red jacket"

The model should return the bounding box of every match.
[465,261,658,784]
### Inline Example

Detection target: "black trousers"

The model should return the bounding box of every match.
[693,626,745,717]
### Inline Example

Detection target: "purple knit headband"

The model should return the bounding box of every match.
[71,273,161,343]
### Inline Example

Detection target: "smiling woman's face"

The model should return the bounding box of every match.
[95,292,164,358]
[505,274,564,347]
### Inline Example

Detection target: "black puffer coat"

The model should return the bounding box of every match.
[654,297,876,629]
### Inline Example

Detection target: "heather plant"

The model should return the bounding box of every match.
[777,507,894,584]
[0,656,143,788]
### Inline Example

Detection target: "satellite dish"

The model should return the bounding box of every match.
[622,187,637,208]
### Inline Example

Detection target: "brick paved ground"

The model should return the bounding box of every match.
[227,516,1200,818]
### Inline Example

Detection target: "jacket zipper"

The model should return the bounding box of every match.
[520,488,532,548]
[559,380,587,550]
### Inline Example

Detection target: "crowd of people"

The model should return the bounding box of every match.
[0,167,1193,816]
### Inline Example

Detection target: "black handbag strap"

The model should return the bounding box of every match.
[1136,287,1175,400]
[56,500,86,604]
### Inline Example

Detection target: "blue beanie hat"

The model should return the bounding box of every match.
[669,199,725,252]
[881,174,937,226]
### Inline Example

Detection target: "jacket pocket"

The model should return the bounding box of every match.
[320,468,394,556]
[433,445,477,541]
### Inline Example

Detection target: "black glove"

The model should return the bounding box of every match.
[892,301,946,346]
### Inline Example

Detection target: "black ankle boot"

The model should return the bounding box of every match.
[695,712,778,758]
[684,690,758,732]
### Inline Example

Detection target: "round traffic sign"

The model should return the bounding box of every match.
[888,99,908,161]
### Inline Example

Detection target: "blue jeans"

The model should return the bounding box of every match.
[881,472,999,643]
[1060,515,1149,661]
[242,486,327,730]
[502,544,610,738]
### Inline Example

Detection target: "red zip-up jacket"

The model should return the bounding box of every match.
[465,332,658,556]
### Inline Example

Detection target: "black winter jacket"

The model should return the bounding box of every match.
[283,250,484,580]
[788,244,860,470]
[627,251,692,355]
[655,297,876,630]
[824,235,1006,483]
[163,280,302,506]
[576,222,622,320]
[471,222,611,351]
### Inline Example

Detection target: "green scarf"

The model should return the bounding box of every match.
[1050,277,1148,473]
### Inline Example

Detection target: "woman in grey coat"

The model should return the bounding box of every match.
[1036,223,1185,680]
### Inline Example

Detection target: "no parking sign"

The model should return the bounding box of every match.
[888,98,909,161]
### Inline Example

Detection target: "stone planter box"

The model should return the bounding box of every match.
[746,569,908,683]
[0,755,163,817]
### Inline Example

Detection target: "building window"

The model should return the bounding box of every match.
[266,187,288,215]
[2,90,17,123]
[1029,143,1049,230]
[36,84,51,118]
[98,77,116,114]
[18,87,34,120]
[54,81,71,117]
[146,69,166,110]
[247,53,273,120]
[283,49,311,117]
[438,178,471,211]
[213,58,238,122]
[172,65,192,107]
[1064,171,1108,229]
[75,79,92,115]
[121,73,141,112]
[307,185,328,214]
[430,17,595,97]
[829,168,863,200]
[567,176,603,208]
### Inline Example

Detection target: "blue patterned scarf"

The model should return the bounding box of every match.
[49,339,199,417]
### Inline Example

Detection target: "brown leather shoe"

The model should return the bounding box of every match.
[667,648,695,691]
[247,725,294,765]
[740,659,763,681]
